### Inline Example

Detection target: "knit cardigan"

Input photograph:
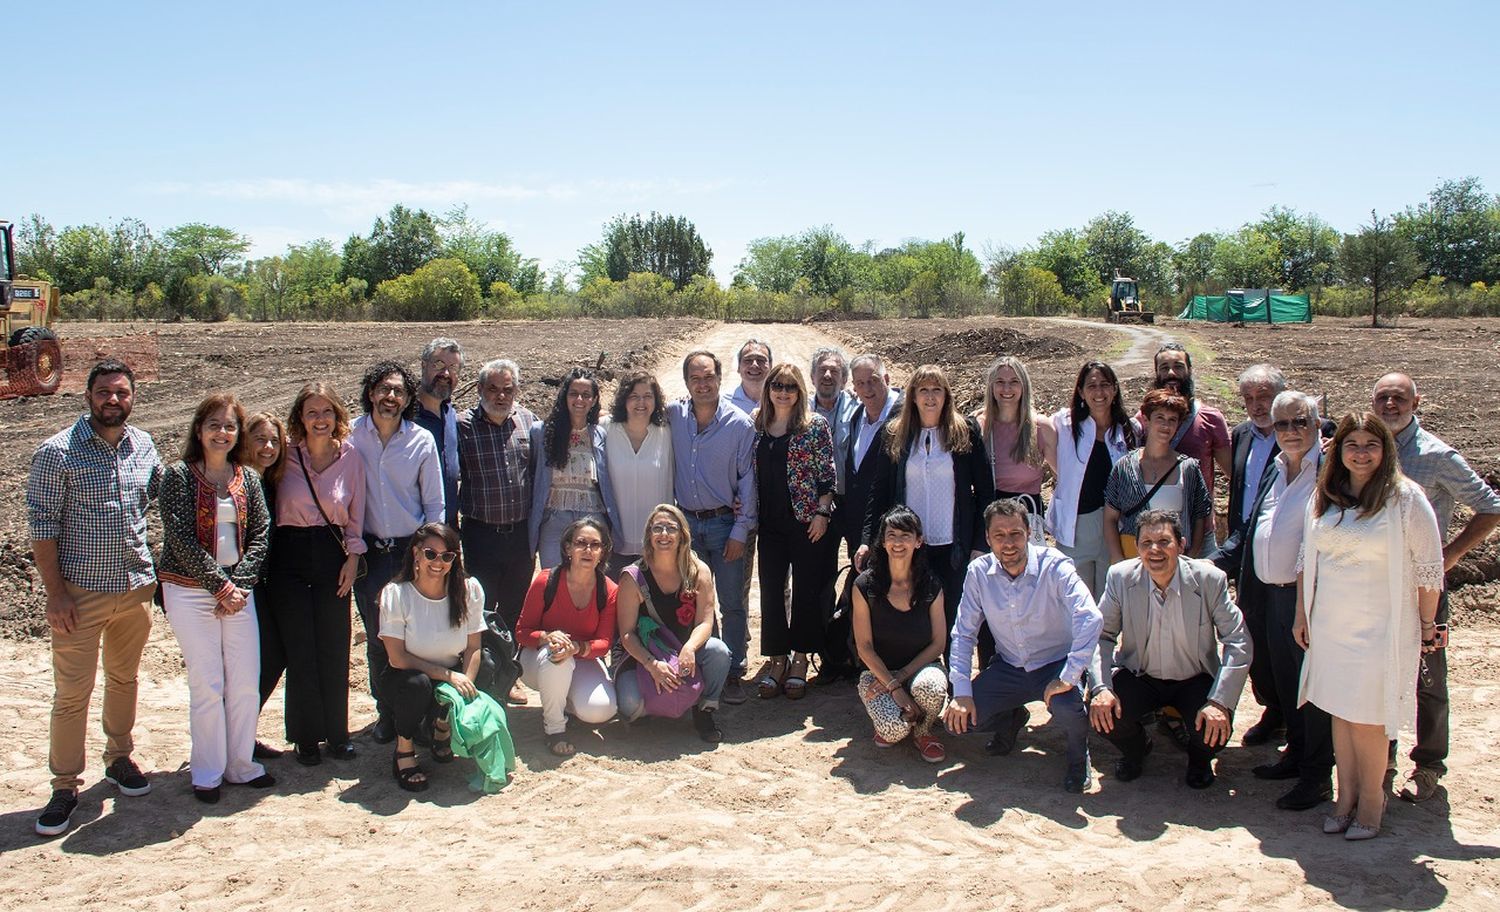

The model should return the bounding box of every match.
[157,461,271,601]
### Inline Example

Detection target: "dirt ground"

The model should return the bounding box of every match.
[2,316,1498,910]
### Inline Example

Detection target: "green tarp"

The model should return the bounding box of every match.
[1177,292,1310,323]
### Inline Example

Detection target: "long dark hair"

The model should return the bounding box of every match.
[544,367,602,469]
[610,370,666,425]
[1316,412,1401,521]
[867,506,934,601]
[394,522,470,628]
[1069,360,1136,448]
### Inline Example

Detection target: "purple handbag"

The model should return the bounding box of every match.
[633,617,703,719]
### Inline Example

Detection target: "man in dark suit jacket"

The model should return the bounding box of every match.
[837,354,901,559]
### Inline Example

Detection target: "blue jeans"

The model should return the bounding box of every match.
[537,508,603,570]
[617,637,732,719]
[971,657,1089,775]
[684,512,748,674]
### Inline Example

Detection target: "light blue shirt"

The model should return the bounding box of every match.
[950,546,1101,696]
[728,384,759,416]
[1241,424,1277,523]
[814,390,855,494]
[350,415,446,539]
[667,398,758,543]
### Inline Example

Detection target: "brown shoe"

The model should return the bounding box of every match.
[1399,768,1441,803]
[506,681,531,705]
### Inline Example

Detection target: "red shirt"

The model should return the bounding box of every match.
[516,569,618,660]
[1175,403,1231,500]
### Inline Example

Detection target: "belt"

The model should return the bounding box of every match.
[364,534,413,553]
[463,517,522,534]
[681,505,733,520]
[1265,581,1296,591]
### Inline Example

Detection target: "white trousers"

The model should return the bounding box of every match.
[519,647,617,735]
[163,582,266,788]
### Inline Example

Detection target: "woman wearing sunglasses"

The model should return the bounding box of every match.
[377,523,487,791]
[750,363,837,700]
[515,518,619,756]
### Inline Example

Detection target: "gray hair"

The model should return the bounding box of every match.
[1238,363,1286,392]
[478,358,521,388]
[737,338,773,366]
[1270,390,1320,425]
[809,346,850,384]
[849,353,886,374]
[421,337,464,364]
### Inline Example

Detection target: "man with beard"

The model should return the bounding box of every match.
[28,359,163,836]
[415,338,463,527]
[1146,343,1232,556]
[350,362,445,742]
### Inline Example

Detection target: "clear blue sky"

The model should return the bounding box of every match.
[7,1,1497,281]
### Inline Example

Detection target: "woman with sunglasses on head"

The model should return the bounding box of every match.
[158,393,274,802]
[244,411,289,760]
[615,505,731,743]
[750,364,837,700]
[1049,361,1136,598]
[516,518,619,757]
[378,523,488,791]
[601,371,673,578]
[529,367,620,571]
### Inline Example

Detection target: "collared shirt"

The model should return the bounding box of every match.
[457,404,538,526]
[1240,424,1277,523]
[1252,447,1321,584]
[814,390,854,494]
[905,428,955,545]
[414,400,459,525]
[1143,571,1197,681]
[350,415,445,539]
[852,391,899,470]
[28,414,163,592]
[667,398,758,543]
[1394,418,1500,539]
[812,389,853,425]
[949,547,1101,696]
[728,384,760,416]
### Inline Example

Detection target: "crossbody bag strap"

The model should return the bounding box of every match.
[296,448,349,556]
[1122,454,1186,518]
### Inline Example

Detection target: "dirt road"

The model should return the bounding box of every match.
[655,321,865,401]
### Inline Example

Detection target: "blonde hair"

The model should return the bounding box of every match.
[981,355,1039,467]
[643,504,703,590]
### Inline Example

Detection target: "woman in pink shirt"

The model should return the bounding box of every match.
[271,381,366,767]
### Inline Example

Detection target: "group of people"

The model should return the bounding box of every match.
[26,333,1497,845]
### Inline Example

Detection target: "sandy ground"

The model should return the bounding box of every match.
[3,319,1499,910]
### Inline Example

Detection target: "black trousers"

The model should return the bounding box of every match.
[352,536,411,719]
[1239,573,1282,726]
[758,513,837,656]
[255,576,284,711]
[926,543,969,668]
[379,666,451,741]
[268,527,351,746]
[1393,590,1449,775]
[1263,583,1333,782]
[1106,669,1230,766]
[460,517,535,634]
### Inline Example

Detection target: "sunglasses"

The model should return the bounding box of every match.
[650,523,681,535]
[768,381,798,393]
[1272,416,1313,432]
[420,547,458,564]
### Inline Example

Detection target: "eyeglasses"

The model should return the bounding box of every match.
[570,540,605,552]
[375,383,408,398]
[203,421,238,434]
[420,547,458,563]
[768,382,798,393]
[1272,416,1313,432]
[649,523,681,535]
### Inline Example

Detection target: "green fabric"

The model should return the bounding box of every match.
[1178,293,1310,323]
[433,683,517,793]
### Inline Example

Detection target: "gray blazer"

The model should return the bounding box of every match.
[1090,556,1251,710]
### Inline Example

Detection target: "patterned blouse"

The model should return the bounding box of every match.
[753,415,836,524]
[158,461,271,600]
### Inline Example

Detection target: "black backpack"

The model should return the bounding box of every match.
[816,564,862,682]
[477,567,608,702]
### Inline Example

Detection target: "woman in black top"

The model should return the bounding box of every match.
[245,411,288,760]
[852,507,949,763]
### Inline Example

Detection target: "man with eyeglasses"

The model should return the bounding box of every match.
[415,338,463,527]
[1214,390,1333,810]
[1372,372,1500,802]
[351,361,446,742]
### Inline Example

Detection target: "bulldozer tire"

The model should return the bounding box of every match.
[7,338,64,396]
[14,326,60,346]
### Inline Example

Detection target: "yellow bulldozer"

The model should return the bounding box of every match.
[1,219,63,398]
[1105,273,1154,324]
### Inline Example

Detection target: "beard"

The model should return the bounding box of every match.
[91,405,129,427]
[1155,374,1195,401]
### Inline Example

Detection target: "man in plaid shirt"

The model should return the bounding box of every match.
[27,359,163,837]
[1373,372,1500,803]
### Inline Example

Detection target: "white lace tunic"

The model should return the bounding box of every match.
[1297,479,1444,738]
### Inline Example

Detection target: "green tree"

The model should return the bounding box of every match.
[371,257,481,321]
[1173,233,1220,297]
[1340,211,1421,327]
[342,204,443,291]
[1028,229,1096,300]
[437,204,542,295]
[165,223,250,276]
[1211,227,1280,289]
[1254,206,1340,291]
[285,239,343,317]
[1396,176,1500,284]
[593,212,712,287]
[14,213,58,280]
[738,235,801,293]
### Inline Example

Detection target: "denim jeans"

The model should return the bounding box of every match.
[352,536,410,718]
[971,656,1089,775]
[684,512,748,674]
[616,637,732,719]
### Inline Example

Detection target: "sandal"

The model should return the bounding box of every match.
[431,716,455,764]
[784,654,809,700]
[392,750,428,792]
[755,657,789,699]
[547,732,576,757]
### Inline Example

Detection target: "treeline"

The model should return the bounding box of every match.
[15,176,1500,324]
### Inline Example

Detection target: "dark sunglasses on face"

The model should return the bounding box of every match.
[768,382,798,393]
[1272,416,1313,432]
[420,547,458,564]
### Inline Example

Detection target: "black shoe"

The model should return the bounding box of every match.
[240,773,276,789]
[193,785,221,804]
[1114,739,1153,782]
[692,707,723,743]
[1242,716,1285,747]
[721,676,748,706]
[1253,756,1301,780]
[1063,764,1093,794]
[1156,712,1192,753]
[253,740,284,760]
[371,715,396,745]
[35,789,78,837]
[104,756,152,796]
[985,707,1030,756]
[325,741,357,761]
[294,743,321,766]
[1276,778,1333,811]
[1186,759,1216,790]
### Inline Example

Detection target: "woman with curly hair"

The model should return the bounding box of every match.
[602,371,673,577]
[528,367,619,570]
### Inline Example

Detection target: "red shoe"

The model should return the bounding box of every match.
[873,732,897,748]
[915,735,946,763]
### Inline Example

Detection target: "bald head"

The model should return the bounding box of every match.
[1372,372,1420,433]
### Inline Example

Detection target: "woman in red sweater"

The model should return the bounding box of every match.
[516,518,619,756]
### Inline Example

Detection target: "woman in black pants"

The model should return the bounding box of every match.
[750,364,837,700]
[860,365,994,659]
[245,411,287,759]
[272,382,367,766]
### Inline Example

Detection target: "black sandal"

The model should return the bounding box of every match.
[547,732,576,757]
[431,716,455,764]
[392,750,428,792]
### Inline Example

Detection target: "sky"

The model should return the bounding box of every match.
[7,1,1498,282]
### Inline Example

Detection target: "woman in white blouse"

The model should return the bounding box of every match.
[602,371,673,577]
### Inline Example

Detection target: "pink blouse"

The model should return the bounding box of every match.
[990,422,1044,497]
[276,440,368,554]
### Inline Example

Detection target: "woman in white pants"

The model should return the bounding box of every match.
[516,518,619,755]
[158,393,274,803]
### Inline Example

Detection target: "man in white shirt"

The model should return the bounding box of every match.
[944,499,1101,792]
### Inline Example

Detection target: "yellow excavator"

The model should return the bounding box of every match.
[1105,272,1154,324]
[1,219,63,398]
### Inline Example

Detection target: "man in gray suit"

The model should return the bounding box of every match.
[1088,509,1251,789]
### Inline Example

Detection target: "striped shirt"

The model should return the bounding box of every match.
[27,414,163,592]
[1394,418,1500,539]
[457,404,538,526]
